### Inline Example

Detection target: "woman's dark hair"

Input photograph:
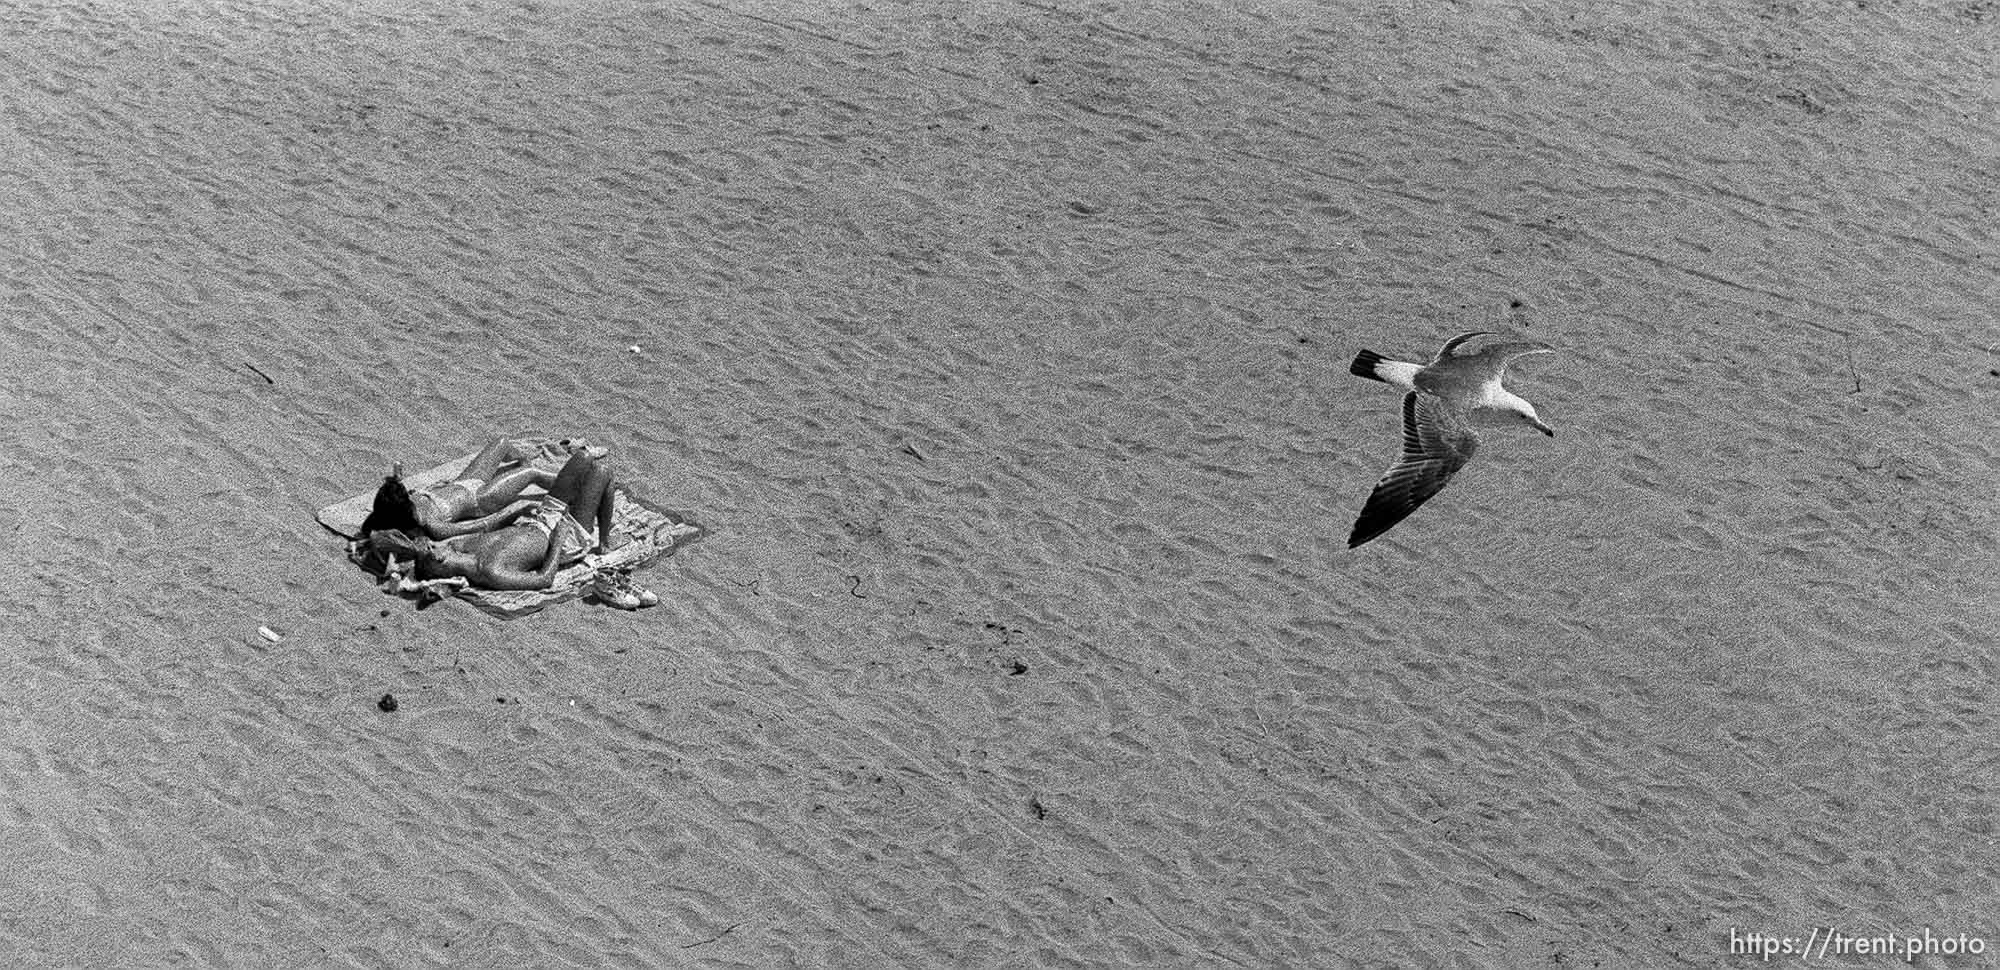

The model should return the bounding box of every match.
[357,472,420,539]
[357,528,428,578]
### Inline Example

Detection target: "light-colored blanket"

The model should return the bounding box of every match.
[316,442,702,618]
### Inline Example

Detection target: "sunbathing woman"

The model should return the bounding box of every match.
[368,451,627,591]
[360,437,602,540]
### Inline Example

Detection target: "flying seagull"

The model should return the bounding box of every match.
[1346,331,1557,548]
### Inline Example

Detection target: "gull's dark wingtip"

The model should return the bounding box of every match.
[1346,508,1402,549]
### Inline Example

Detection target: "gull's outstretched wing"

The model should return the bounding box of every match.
[1432,331,1494,361]
[1348,392,1480,548]
[1456,339,1555,382]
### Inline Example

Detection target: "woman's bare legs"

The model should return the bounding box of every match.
[456,437,523,485]
[470,465,558,515]
[548,453,620,551]
[450,437,574,515]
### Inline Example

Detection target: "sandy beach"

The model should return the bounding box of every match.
[3,0,1995,966]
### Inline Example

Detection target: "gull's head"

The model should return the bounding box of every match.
[1514,402,1555,437]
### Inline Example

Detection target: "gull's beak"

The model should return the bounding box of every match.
[1535,422,1555,437]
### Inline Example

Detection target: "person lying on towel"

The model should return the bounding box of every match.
[360,436,604,540]
[367,451,627,591]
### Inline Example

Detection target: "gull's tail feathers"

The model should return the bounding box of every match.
[1350,349,1392,383]
[1351,349,1421,390]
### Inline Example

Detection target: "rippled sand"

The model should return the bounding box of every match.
[3,1,1994,966]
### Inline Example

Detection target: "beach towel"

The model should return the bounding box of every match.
[315,441,703,618]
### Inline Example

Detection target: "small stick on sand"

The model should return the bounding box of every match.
[679,923,740,949]
[245,362,275,384]
[1843,337,1861,394]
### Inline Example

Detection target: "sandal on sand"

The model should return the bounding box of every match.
[557,437,611,461]
[591,568,659,610]
[591,568,650,610]
[629,570,660,609]
[516,437,610,465]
